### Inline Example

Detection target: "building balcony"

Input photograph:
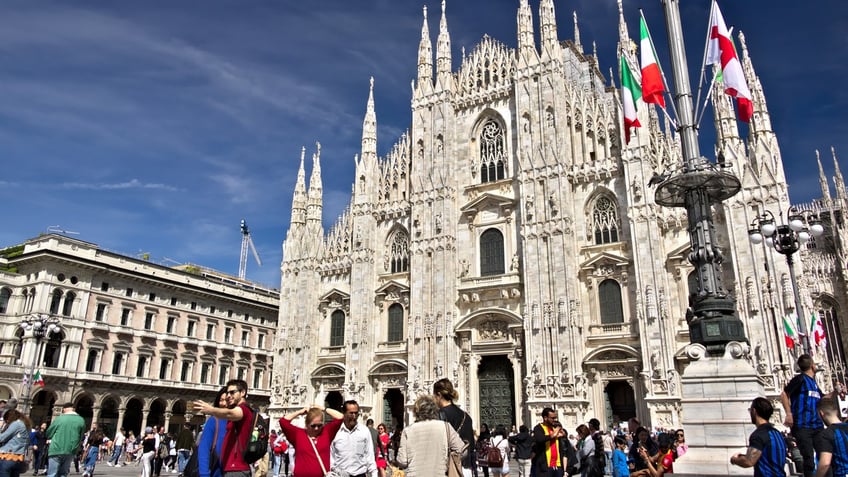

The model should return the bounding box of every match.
[586,320,638,342]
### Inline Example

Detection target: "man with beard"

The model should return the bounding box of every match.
[730,397,787,477]
[193,379,254,477]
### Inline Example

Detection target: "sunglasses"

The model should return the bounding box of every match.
[310,424,324,429]
[226,389,241,396]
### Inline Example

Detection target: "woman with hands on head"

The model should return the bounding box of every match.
[278,405,344,477]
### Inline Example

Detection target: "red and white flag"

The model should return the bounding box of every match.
[640,16,665,107]
[706,1,752,122]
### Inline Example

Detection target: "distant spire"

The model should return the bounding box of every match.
[539,0,559,55]
[290,146,307,226]
[517,0,536,61]
[817,150,832,204]
[617,0,633,58]
[417,5,433,87]
[573,11,582,52]
[738,30,772,132]
[436,0,452,82]
[361,77,377,165]
[307,142,323,224]
[834,146,847,200]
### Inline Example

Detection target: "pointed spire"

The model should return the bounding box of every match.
[436,0,451,82]
[737,30,772,132]
[417,5,433,87]
[617,0,633,59]
[539,0,559,55]
[834,146,847,200]
[307,142,323,225]
[573,11,582,52]
[361,77,377,165]
[517,0,536,61]
[290,146,307,226]
[817,150,833,204]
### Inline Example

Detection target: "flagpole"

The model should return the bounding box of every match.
[654,0,745,352]
[693,0,717,121]
[639,9,680,124]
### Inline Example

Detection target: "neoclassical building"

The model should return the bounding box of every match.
[271,1,848,431]
[0,234,278,434]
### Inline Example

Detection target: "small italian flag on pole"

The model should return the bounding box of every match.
[33,370,44,387]
[783,314,797,349]
[639,15,665,107]
[810,312,827,349]
[620,55,641,144]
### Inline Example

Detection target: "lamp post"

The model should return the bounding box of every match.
[19,314,62,414]
[654,0,745,352]
[748,208,825,356]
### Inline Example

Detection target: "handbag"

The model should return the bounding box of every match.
[445,423,463,477]
[183,420,221,477]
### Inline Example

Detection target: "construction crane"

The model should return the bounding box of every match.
[238,219,262,279]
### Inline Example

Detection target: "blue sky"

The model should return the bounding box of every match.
[2,1,846,288]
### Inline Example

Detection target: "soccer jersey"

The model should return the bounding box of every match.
[785,374,824,429]
[749,423,787,477]
[818,423,848,476]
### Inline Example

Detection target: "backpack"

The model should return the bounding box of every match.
[241,407,269,465]
[486,438,504,468]
[158,439,169,459]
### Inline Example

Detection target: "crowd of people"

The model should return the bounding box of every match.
[1,356,847,477]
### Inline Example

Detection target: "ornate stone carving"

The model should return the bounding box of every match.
[479,319,508,341]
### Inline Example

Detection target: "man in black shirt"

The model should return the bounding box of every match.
[730,397,787,477]
[508,425,533,477]
[434,378,475,477]
[814,398,848,477]
[532,408,567,477]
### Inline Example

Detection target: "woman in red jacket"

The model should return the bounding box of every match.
[279,406,344,477]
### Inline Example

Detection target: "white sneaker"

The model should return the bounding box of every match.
[107,463,113,467]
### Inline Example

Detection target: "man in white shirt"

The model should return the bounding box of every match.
[107,428,126,467]
[330,400,378,477]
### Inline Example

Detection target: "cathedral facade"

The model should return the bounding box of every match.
[271,1,848,430]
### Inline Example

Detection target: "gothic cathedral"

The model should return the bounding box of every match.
[271,1,848,430]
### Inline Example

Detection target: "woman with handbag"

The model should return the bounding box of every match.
[278,405,344,477]
[396,396,466,477]
[0,409,32,477]
[195,387,228,477]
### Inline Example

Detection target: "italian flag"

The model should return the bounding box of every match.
[620,55,641,144]
[33,369,44,387]
[810,312,827,349]
[783,314,797,349]
[639,15,665,107]
[706,1,753,122]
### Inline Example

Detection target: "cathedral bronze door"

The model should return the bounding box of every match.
[478,355,515,428]
[604,380,636,424]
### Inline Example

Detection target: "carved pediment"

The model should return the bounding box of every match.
[579,252,629,275]
[312,363,346,379]
[375,280,410,298]
[319,288,350,311]
[666,242,690,267]
[460,192,515,224]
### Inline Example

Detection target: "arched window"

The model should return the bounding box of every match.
[480,229,505,276]
[49,290,63,315]
[388,304,404,343]
[330,310,345,347]
[62,291,76,316]
[817,300,846,372]
[599,279,624,324]
[479,120,506,183]
[591,195,620,245]
[0,288,11,314]
[389,230,410,274]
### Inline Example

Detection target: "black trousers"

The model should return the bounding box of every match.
[791,426,822,477]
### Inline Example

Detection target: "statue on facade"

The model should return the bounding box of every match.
[511,254,520,271]
[560,356,570,383]
[434,360,444,377]
[459,259,470,278]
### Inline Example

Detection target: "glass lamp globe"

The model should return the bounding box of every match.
[749,232,763,244]
[765,237,775,248]
[789,218,805,232]
[761,222,777,236]
[798,231,810,243]
[810,223,825,236]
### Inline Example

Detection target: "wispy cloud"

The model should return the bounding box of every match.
[61,179,179,191]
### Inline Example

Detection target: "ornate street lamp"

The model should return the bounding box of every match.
[19,314,62,414]
[748,208,824,356]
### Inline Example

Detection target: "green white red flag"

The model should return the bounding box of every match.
[706,1,753,122]
[639,16,665,107]
[783,314,797,349]
[810,312,827,349]
[33,369,44,387]
[620,55,641,144]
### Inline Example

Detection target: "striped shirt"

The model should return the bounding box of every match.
[785,374,824,429]
[819,423,848,476]
[749,423,787,477]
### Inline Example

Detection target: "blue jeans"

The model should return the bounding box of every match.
[0,458,26,477]
[109,445,123,465]
[177,450,190,473]
[83,447,99,474]
[47,455,74,477]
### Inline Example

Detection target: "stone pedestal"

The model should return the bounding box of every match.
[673,342,761,476]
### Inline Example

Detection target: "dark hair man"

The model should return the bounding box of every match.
[780,354,825,477]
[532,408,567,477]
[331,400,378,477]
[192,379,254,477]
[730,397,787,477]
[508,425,533,477]
[814,398,848,477]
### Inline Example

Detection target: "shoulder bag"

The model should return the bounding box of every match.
[183,420,221,477]
[445,423,463,477]
[308,433,347,477]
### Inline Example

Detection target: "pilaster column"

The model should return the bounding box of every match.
[141,410,150,428]
[164,411,173,431]
[508,352,525,425]
[117,407,126,431]
[467,354,481,424]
